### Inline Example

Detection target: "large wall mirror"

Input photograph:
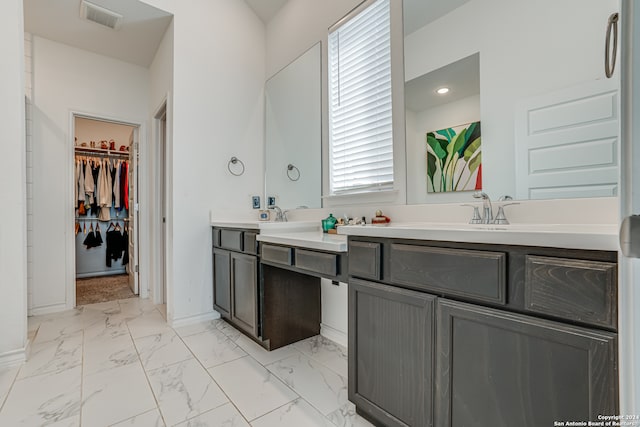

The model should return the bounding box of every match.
[265,42,322,209]
[404,0,620,204]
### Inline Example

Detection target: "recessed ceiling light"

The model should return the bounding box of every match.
[436,87,450,95]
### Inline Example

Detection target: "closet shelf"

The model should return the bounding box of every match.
[75,146,129,158]
[76,217,129,221]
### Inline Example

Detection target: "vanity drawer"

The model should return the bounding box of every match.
[348,241,381,280]
[219,229,244,251]
[262,244,293,266]
[295,249,339,277]
[389,244,506,305]
[524,255,617,329]
[244,232,258,255]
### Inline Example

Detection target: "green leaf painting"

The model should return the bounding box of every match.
[426,121,482,193]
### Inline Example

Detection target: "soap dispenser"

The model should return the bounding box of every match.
[322,214,337,233]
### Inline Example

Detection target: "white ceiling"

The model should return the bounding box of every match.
[23,0,173,68]
[244,0,288,23]
[405,53,480,113]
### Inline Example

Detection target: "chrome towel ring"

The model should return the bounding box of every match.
[287,164,300,181]
[228,156,245,176]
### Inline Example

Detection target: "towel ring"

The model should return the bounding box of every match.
[228,156,245,176]
[287,164,300,181]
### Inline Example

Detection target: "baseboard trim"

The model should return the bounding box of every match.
[28,303,68,316]
[170,310,221,329]
[320,323,347,348]
[0,347,27,369]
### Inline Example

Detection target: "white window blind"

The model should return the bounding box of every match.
[328,0,393,195]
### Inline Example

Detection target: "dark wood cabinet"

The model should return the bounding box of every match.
[230,252,258,336]
[212,227,260,339]
[347,236,619,427]
[435,299,618,427]
[213,248,231,317]
[349,278,435,427]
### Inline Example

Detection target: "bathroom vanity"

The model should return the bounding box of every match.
[211,222,347,350]
[340,224,619,427]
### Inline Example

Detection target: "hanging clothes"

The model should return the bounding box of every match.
[122,161,129,210]
[122,227,129,266]
[84,159,95,204]
[111,159,118,208]
[113,160,121,210]
[98,158,112,221]
[106,223,126,267]
[94,223,103,246]
[90,161,100,216]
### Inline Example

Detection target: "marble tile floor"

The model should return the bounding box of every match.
[0,298,374,427]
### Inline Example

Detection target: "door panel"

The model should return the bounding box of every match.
[230,252,258,336]
[435,299,618,426]
[349,278,435,427]
[213,249,231,317]
[127,129,138,294]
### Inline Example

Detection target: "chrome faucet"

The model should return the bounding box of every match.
[271,206,287,222]
[473,191,493,224]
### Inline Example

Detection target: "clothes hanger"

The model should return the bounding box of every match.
[83,223,87,234]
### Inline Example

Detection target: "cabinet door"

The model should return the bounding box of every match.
[230,252,259,337]
[213,248,231,317]
[349,278,435,427]
[435,299,618,427]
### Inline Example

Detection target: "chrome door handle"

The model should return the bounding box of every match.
[605,12,619,78]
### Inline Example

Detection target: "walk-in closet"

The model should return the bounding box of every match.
[74,116,138,306]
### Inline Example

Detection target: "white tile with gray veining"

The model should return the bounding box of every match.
[3,299,354,427]
[147,358,228,426]
[209,356,299,421]
[234,333,300,366]
[126,310,173,339]
[82,362,157,426]
[174,403,249,427]
[134,330,193,371]
[18,330,83,379]
[293,335,348,378]
[83,333,138,376]
[266,353,349,416]
[0,365,82,426]
[251,398,335,427]
[110,408,166,427]
[174,319,223,338]
[326,402,375,427]
[182,328,247,368]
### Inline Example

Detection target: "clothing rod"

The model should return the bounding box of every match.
[74,147,129,158]
[75,217,129,221]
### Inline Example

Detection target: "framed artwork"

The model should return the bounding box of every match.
[426,121,481,193]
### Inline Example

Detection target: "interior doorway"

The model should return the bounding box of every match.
[154,102,168,307]
[73,115,140,306]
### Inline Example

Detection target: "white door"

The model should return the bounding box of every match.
[619,1,640,414]
[127,128,139,294]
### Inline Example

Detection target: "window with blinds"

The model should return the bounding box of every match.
[328,0,393,195]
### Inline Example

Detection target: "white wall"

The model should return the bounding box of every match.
[406,95,480,204]
[0,0,28,366]
[404,0,618,200]
[140,0,266,324]
[30,36,150,314]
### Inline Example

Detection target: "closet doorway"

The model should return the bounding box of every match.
[73,115,139,306]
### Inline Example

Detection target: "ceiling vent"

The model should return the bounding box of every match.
[80,1,123,30]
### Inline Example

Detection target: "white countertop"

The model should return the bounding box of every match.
[337,222,620,251]
[210,220,319,233]
[257,231,348,253]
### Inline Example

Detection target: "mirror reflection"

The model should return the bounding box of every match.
[404,0,619,204]
[265,42,322,209]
